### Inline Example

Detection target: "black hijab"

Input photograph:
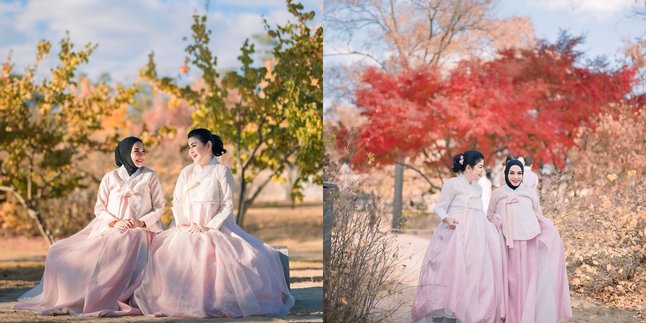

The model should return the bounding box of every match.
[504,159,524,190]
[115,137,143,176]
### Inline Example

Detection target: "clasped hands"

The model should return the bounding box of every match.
[179,223,209,233]
[109,218,145,230]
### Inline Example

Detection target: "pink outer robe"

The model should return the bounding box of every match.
[13,166,165,316]
[412,174,505,323]
[133,157,294,318]
[488,184,572,323]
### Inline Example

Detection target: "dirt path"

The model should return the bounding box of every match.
[375,233,641,322]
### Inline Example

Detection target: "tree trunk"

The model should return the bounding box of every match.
[236,172,247,228]
[27,208,55,245]
[392,163,404,231]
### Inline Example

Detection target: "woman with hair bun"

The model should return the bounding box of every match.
[412,150,504,323]
[134,128,294,318]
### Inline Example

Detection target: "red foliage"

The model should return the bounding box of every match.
[340,36,637,171]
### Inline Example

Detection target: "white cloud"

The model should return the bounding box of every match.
[0,0,321,83]
[530,0,635,20]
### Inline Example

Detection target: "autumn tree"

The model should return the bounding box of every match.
[0,36,137,244]
[325,0,536,228]
[140,0,322,227]
[340,35,637,190]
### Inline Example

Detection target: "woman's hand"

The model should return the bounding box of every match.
[489,214,502,230]
[443,217,459,230]
[131,219,145,228]
[188,223,207,233]
[113,219,132,230]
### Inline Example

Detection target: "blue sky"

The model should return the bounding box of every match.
[496,0,644,64]
[0,0,322,84]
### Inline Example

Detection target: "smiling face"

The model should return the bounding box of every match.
[188,136,212,166]
[465,159,484,183]
[130,141,145,167]
[508,165,523,187]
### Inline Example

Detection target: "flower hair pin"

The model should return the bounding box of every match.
[459,154,464,165]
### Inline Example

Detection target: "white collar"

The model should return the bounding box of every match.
[118,165,142,182]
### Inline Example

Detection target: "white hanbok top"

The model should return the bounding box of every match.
[172,156,235,231]
[91,166,165,238]
[478,175,492,211]
[433,174,484,220]
[488,184,542,247]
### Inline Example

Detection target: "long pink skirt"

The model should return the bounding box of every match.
[502,217,572,323]
[13,221,154,316]
[133,224,294,318]
[411,208,504,323]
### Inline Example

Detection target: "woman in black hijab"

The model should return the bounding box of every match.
[14,137,165,317]
[488,159,572,322]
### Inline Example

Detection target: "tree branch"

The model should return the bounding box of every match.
[245,145,299,206]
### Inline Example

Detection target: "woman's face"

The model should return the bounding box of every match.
[508,165,523,187]
[130,141,145,167]
[188,137,212,166]
[465,159,484,182]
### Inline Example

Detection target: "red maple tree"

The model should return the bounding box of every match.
[338,35,638,181]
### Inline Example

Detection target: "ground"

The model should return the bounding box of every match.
[0,205,323,323]
[375,233,641,323]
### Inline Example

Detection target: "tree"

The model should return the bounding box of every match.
[325,0,535,227]
[0,36,136,244]
[340,35,637,190]
[139,0,322,227]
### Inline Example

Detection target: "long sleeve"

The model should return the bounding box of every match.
[487,189,500,219]
[171,171,188,227]
[487,189,503,229]
[530,189,546,219]
[206,167,235,231]
[433,181,456,220]
[94,174,117,223]
[139,172,165,232]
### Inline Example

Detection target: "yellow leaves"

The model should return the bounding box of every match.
[627,169,637,177]
[271,175,287,184]
[168,96,180,109]
[607,173,618,182]
[36,40,51,61]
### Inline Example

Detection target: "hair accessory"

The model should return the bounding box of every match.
[459,154,464,165]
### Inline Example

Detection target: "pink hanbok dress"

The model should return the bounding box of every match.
[412,174,504,323]
[13,166,165,316]
[134,157,294,318]
[488,184,572,323]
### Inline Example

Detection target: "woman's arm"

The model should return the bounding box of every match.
[205,167,235,231]
[433,180,459,229]
[94,173,118,226]
[433,181,455,220]
[171,170,188,228]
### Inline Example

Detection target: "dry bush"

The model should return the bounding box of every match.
[540,104,645,316]
[324,155,404,322]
